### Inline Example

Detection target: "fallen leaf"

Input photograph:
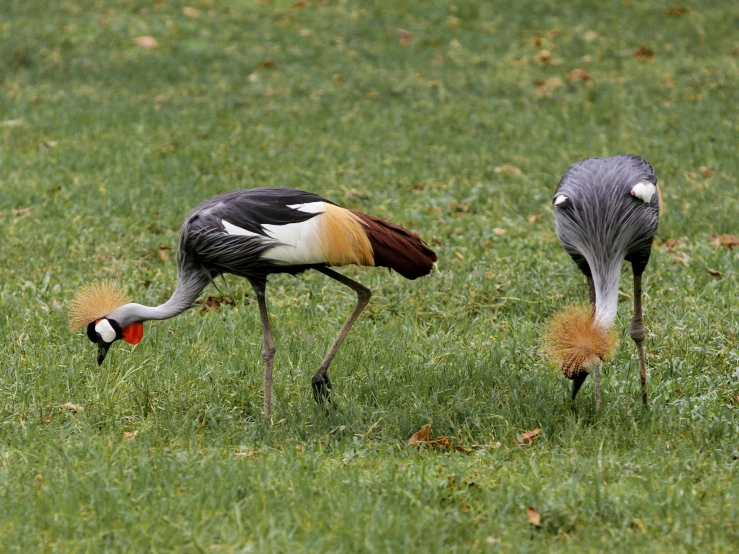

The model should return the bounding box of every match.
[513,428,541,445]
[538,49,552,62]
[710,234,739,248]
[123,431,137,440]
[528,215,541,224]
[292,0,306,7]
[666,5,688,16]
[333,73,342,84]
[699,166,714,177]
[427,436,450,449]
[527,507,542,527]
[669,251,689,265]
[428,80,439,89]
[134,36,159,49]
[196,295,236,313]
[182,6,199,17]
[408,424,431,446]
[39,141,58,149]
[395,28,411,46]
[583,30,598,41]
[568,68,591,82]
[234,450,258,458]
[471,442,502,449]
[158,246,171,261]
[493,228,506,235]
[37,474,44,488]
[261,60,275,68]
[455,444,473,453]
[705,267,721,278]
[454,251,464,261]
[634,44,654,62]
[535,77,563,97]
[494,165,522,176]
[295,444,304,452]
[60,402,83,414]
[12,207,33,216]
[664,238,685,249]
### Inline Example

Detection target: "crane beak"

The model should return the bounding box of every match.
[97,342,111,365]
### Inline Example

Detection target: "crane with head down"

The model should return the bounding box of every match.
[543,155,661,409]
[70,188,436,415]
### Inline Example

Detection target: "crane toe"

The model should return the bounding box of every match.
[311,372,332,404]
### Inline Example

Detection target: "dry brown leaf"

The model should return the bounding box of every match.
[494,165,522,176]
[158,246,171,261]
[40,141,58,149]
[538,49,552,63]
[527,506,542,527]
[12,207,33,216]
[60,402,83,414]
[408,424,431,446]
[196,295,236,313]
[395,28,411,46]
[428,80,439,89]
[455,444,473,453]
[513,428,541,445]
[123,431,137,440]
[634,44,655,62]
[427,436,450,449]
[705,267,722,278]
[669,251,689,265]
[666,6,688,16]
[493,228,506,235]
[333,73,342,84]
[568,68,591,82]
[528,215,541,224]
[664,238,685,249]
[134,36,159,49]
[182,6,199,18]
[234,450,258,458]
[292,0,306,7]
[699,166,715,177]
[710,235,739,248]
[454,251,464,261]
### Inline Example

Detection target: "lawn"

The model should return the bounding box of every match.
[1,0,738,551]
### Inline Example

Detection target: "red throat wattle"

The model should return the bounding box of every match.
[122,322,144,344]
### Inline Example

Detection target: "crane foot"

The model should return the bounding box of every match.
[311,373,332,405]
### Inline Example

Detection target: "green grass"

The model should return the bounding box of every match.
[1,0,738,551]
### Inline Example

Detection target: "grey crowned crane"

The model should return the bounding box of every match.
[69,188,437,415]
[543,155,661,409]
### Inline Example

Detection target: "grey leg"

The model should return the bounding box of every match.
[630,274,648,407]
[312,266,372,403]
[249,279,276,416]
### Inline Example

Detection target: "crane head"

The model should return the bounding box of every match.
[86,317,144,365]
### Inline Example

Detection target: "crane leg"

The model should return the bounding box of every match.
[311,266,372,404]
[249,279,276,417]
[630,273,649,407]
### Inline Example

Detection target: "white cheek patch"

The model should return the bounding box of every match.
[631,181,656,203]
[95,319,117,343]
[554,195,569,206]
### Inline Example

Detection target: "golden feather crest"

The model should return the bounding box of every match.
[68,281,129,332]
[541,305,618,378]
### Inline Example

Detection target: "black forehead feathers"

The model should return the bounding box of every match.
[86,321,97,343]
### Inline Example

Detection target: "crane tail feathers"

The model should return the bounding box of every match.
[350,210,437,280]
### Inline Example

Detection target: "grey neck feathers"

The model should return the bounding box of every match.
[108,272,210,327]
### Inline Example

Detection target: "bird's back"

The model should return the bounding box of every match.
[553,155,660,269]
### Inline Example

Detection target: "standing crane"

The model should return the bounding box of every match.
[69,188,437,415]
[543,155,661,409]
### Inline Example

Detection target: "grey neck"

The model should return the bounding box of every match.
[109,273,210,327]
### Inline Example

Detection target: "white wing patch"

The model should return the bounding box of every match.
[223,203,329,265]
[631,181,656,203]
[95,319,117,343]
[222,219,262,238]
